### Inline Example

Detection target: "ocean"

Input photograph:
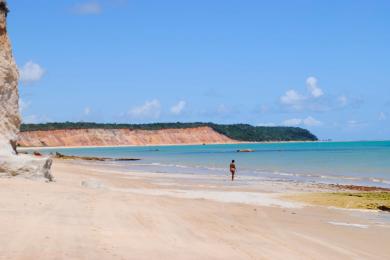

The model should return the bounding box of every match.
[33,141,390,188]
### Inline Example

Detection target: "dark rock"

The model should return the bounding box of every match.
[378,205,390,212]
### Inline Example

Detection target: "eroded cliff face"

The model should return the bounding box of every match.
[0,1,53,180]
[18,127,236,147]
[0,0,19,152]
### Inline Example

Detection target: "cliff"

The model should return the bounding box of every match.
[21,122,318,143]
[0,1,52,180]
[18,126,236,147]
[0,0,19,148]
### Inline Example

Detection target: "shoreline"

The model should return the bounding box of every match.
[17,139,390,150]
[16,148,390,190]
[17,141,244,150]
[17,140,314,150]
[52,158,390,199]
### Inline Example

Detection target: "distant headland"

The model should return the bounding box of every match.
[18,122,318,148]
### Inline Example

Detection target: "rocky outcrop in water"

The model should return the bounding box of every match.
[0,1,53,180]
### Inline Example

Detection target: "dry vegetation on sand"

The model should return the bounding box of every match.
[287,192,390,211]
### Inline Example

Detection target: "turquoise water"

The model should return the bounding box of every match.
[34,141,390,188]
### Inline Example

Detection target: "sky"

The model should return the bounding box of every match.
[8,0,390,141]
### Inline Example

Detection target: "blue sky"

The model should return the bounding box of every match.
[8,0,390,140]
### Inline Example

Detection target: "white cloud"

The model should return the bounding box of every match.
[72,2,102,15]
[170,100,186,115]
[280,76,330,111]
[346,120,367,129]
[283,116,322,127]
[84,107,91,116]
[283,118,302,127]
[303,116,322,126]
[280,90,306,109]
[129,99,161,119]
[306,76,324,98]
[19,61,45,83]
[338,95,348,107]
[379,112,387,121]
[346,120,363,128]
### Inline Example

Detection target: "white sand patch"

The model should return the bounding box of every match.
[77,176,298,208]
[115,188,303,208]
[328,221,368,229]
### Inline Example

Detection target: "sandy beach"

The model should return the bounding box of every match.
[1,160,389,259]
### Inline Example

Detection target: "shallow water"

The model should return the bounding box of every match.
[32,141,390,188]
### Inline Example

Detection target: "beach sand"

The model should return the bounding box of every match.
[0,160,389,259]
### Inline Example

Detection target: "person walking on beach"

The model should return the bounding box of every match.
[230,160,236,181]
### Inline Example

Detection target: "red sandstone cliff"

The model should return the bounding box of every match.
[18,127,236,147]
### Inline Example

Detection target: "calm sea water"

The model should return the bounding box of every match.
[34,141,390,188]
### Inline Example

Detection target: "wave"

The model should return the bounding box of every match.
[108,160,390,188]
